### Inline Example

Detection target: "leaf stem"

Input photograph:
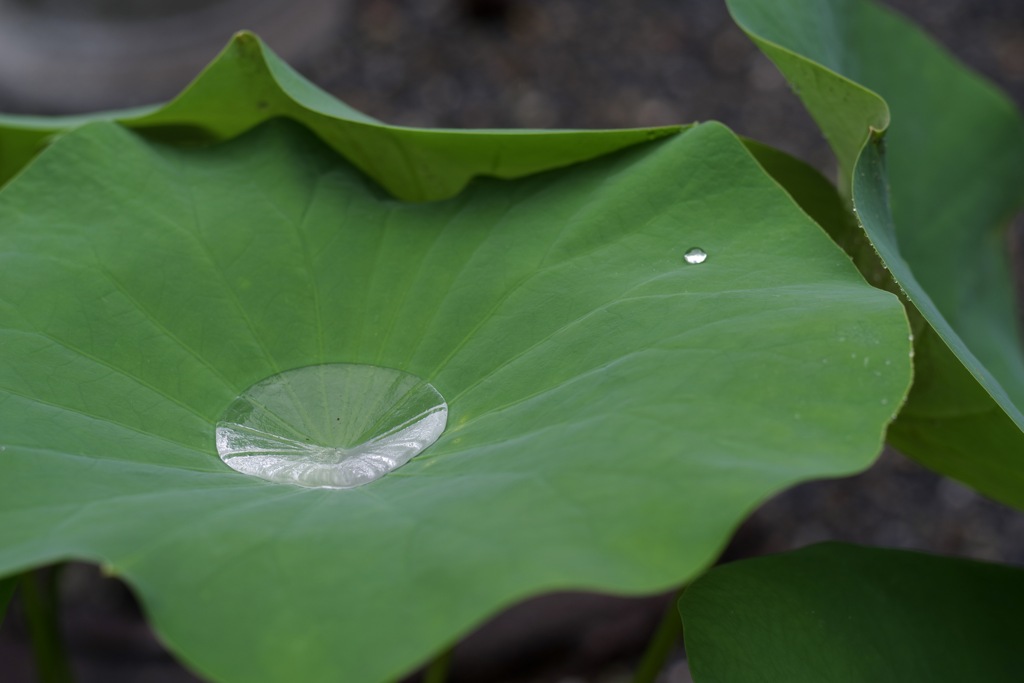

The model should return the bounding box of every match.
[19,567,74,683]
[632,587,686,683]
[422,646,452,683]
[0,575,16,629]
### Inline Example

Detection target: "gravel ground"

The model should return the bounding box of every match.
[1,1,1022,681]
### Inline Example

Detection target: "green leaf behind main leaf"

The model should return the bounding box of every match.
[0,32,680,201]
[728,0,1024,507]
[0,119,910,682]
[681,543,1024,683]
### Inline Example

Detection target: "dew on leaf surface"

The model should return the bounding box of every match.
[683,247,708,264]
[215,364,447,489]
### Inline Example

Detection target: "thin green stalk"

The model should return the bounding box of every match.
[0,575,16,629]
[0,577,16,630]
[632,587,686,683]
[422,647,452,683]
[19,568,74,683]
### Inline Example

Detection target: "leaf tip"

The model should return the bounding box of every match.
[232,30,260,44]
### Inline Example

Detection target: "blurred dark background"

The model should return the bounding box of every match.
[0,1,1022,681]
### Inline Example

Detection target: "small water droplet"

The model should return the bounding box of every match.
[215,364,447,489]
[683,247,707,265]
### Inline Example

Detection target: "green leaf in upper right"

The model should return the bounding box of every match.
[727,0,1024,508]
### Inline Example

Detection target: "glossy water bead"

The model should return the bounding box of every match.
[215,364,448,489]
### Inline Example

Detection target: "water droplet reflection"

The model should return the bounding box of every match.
[215,364,447,489]
[683,247,707,265]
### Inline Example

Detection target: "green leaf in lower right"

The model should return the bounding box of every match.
[680,543,1024,682]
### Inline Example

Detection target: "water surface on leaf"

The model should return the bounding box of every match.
[216,364,447,489]
[683,247,708,265]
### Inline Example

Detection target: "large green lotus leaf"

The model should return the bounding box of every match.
[0,33,679,202]
[681,543,1024,682]
[0,119,910,682]
[728,0,1024,507]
